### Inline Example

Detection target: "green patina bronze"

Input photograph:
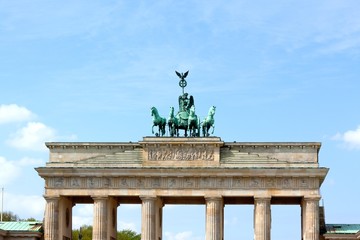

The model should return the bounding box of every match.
[151,71,216,137]
[151,106,166,137]
[202,106,216,137]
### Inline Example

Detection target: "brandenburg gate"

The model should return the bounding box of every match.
[36,72,328,240]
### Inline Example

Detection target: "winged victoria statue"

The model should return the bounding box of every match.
[151,71,216,137]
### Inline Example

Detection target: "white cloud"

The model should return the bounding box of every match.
[224,216,240,226]
[0,156,20,186]
[164,231,204,240]
[4,192,45,220]
[0,104,34,124]
[118,221,137,232]
[72,204,93,229]
[6,122,56,151]
[342,126,360,149]
[333,126,360,150]
[72,204,139,231]
[72,215,93,229]
[0,156,45,186]
[18,157,44,166]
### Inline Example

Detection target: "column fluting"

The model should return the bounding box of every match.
[44,196,59,240]
[93,196,108,240]
[205,196,223,240]
[302,197,320,240]
[254,197,271,240]
[141,196,157,240]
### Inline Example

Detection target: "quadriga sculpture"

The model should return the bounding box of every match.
[188,105,200,137]
[151,107,166,137]
[167,106,179,137]
[202,106,216,137]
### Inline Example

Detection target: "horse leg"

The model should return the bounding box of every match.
[162,120,166,136]
[207,126,211,137]
[161,124,166,137]
[193,125,197,137]
[169,124,173,137]
[190,124,194,137]
[211,125,215,135]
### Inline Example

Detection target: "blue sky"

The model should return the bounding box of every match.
[0,0,360,239]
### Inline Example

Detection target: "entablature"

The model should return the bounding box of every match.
[44,137,322,168]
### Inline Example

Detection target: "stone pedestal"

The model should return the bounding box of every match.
[205,196,224,240]
[44,197,59,240]
[254,197,271,240]
[302,197,320,240]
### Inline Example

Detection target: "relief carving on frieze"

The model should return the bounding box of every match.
[147,146,214,161]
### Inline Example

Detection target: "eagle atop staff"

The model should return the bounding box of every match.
[175,70,189,81]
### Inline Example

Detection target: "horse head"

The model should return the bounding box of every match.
[169,106,174,117]
[209,106,216,116]
[151,106,157,116]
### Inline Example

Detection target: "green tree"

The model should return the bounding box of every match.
[117,229,141,240]
[72,225,92,240]
[71,226,140,240]
[1,211,19,221]
[21,217,38,221]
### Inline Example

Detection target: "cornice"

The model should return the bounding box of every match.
[36,166,329,178]
[45,142,140,150]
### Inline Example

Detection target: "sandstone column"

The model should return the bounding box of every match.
[107,197,118,240]
[93,196,108,240]
[44,196,59,240]
[205,196,224,240]
[302,197,320,240]
[141,196,163,240]
[156,198,164,240]
[254,197,271,240]
[58,197,73,240]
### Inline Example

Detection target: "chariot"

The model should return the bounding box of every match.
[151,71,215,137]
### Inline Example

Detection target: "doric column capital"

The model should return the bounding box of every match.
[254,197,271,202]
[205,195,223,203]
[302,196,321,206]
[44,195,60,201]
[140,195,157,201]
[92,196,109,201]
[303,196,321,201]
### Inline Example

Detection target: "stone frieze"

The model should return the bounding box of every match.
[47,176,318,190]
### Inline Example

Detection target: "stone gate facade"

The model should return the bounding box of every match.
[36,137,328,240]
